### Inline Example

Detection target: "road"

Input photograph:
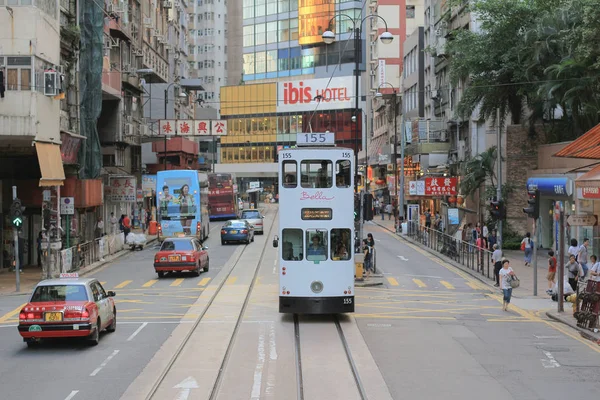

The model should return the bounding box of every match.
[1,208,600,400]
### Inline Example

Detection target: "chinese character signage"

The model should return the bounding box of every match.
[142,175,156,197]
[158,120,228,136]
[424,177,458,196]
[110,178,137,202]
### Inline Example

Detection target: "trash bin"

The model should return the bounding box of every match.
[148,220,158,235]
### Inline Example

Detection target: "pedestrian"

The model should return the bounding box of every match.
[94,216,104,238]
[566,254,583,292]
[386,203,392,220]
[482,224,489,248]
[577,238,590,278]
[37,232,43,268]
[589,255,600,282]
[567,238,579,260]
[122,214,131,237]
[424,209,432,229]
[366,233,375,248]
[499,259,516,311]
[146,208,152,231]
[119,214,125,232]
[546,250,557,295]
[521,232,533,266]
[374,198,380,215]
[488,229,497,251]
[110,212,118,235]
[140,208,147,233]
[363,239,373,279]
[492,244,503,287]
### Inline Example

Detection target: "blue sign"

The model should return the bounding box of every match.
[526,177,572,196]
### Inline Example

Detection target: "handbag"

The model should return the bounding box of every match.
[520,242,525,251]
[510,275,520,289]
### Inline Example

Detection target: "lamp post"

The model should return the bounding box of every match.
[163,83,187,171]
[322,16,393,194]
[375,82,399,231]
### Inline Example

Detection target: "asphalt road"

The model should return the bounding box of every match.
[0,216,261,400]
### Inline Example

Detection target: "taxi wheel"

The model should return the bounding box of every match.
[25,339,39,348]
[221,239,226,245]
[204,257,210,272]
[193,263,201,277]
[157,272,165,278]
[106,309,116,333]
[88,319,100,346]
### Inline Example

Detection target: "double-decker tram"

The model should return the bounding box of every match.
[275,133,355,314]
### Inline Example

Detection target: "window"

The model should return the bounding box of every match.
[282,229,303,261]
[255,51,266,73]
[282,161,297,188]
[290,19,298,40]
[266,50,277,72]
[279,20,289,41]
[255,0,265,17]
[4,56,32,91]
[406,5,415,18]
[301,160,332,188]
[266,21,277,44]
[243,25,254,47]
[31,285,89,302]
[306,229,328,261]
[336,160,351,188]
[331,229,351,260]
[255,23,266,45]
[266,0,277,15]
[160,239,194,251]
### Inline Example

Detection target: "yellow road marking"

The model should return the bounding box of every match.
[226,277,238,285]
[170,278,185,287]
[354,314,455,320]
[114,280,133,289]
[100,281,107,286]
[386,277,399,286]
[142,280,158,288]
[0,303,26,323]
[466,282,480,290]
[413,279,427,288]
[198,277,211,286]
[440,281,455,290]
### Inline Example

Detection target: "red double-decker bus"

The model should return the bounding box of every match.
[208,173,239,220]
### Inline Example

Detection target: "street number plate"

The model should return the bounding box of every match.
[45,312,63,322]
[169,255,181,262]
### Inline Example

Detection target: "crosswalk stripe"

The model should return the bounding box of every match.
[100,282,107,286]
[466,282,480,290]
[440,281,455,290]
[198,277,211,286]
[115,280,133,289]
[0,303,26,323]
[142,280,158,288]
[170,278,185,287]
[412,279,427,288]
[386,277,400,286]
[226,277,238,285]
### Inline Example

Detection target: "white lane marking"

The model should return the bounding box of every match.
[251,323,267,399]
[90,350,120,376]
[64,390,79,400]
[173,376,199,400]
[273,259,277,274]
[397,255,409,261]
[127,322,148,341]
[268,323,277,361]
[0,324,18,328]
[534,335,560,339]
[266,323,277,395]
[541,351,561,368]
[117,321,195,325]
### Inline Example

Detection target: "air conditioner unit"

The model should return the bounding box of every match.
[140,125,149,137]
[125,123,134,136]
[143,17,152,25]
[436,37,447,56]
[135,49,143,57]
[125,115,132,123]
[106,3,114,13]
[431,89,439,99]
[44,71,59,96]
[56,65,64,75]
[163,0,173,8]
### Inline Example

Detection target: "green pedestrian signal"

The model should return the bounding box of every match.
[11,199,23,229]
[12,217,23,227]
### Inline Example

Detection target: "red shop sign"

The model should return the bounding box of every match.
[582,187,600,199]
[425,177,458,196]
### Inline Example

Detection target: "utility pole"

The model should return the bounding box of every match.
[496,108,503,246]
[558,209,565,312]
[532,217,538,296]
[12,186,20,292]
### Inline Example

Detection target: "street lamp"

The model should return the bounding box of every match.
[163,83,187,170]
[375,82,401,232]
[322,15,393,194]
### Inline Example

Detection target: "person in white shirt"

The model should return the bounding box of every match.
[589,255,600,282]
[110,212,118,234]
[499,259,516,311]
[567,238,579,259]
[492,244,503,287]
[95,217,104,238]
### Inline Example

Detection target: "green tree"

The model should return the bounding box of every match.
[460,146,498,197]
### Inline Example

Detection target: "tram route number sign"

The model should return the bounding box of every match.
[296,132,335,146]
[301,208,333,220]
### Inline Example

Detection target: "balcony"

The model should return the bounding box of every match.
[102,68,122,99]
[142,42,169,83]
[0,91,60,144]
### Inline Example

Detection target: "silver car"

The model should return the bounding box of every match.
[240,209,264,234]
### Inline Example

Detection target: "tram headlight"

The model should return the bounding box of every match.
[310,281,324,294]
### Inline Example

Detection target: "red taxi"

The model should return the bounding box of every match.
[18,274,116,347]
[153,237,210,278]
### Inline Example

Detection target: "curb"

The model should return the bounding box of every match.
[0,236,158,297]
[356,281,384,287]
[546,311,600,344]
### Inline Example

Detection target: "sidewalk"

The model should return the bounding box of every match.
[0,233,158,297]
[369,217,600,344]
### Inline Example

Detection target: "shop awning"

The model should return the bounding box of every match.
[576,164,600,188]
[35,142,65,187]
[554,123,600,159]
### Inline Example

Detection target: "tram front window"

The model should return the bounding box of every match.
[331,228,351,260]
[306,229,328,261]
[282,161,297,188]
[336,160,351,188]
[282,229,303,261]
[301,160,332,188]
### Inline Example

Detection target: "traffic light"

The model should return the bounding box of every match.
[10,198,23,229]
[354,193,360,221]
[363,193,373,221]
[523,189,540,219]
[489,200,501,220]
[43,207,51,230]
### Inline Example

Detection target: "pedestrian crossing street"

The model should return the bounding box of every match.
[383,276,481,291]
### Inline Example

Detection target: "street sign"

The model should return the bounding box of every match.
[566,214,598,226]
[60,197,75,215]
[249,181,260,189]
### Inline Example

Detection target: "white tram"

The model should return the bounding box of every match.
[274,133,355,314]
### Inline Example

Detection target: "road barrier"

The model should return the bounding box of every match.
[59,232,126,273]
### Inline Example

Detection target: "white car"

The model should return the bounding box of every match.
[240,209,264,234]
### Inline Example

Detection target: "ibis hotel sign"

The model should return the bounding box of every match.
[277,77,357,113]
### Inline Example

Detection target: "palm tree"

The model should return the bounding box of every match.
[460,146,498,198]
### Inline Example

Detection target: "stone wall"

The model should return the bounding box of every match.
[505,125,547,236]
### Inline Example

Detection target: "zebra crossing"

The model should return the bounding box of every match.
[384,276,474,291]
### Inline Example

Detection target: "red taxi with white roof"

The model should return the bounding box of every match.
[153,237,209,278]
[18,273,116,347]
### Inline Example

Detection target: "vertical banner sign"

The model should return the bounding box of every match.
[378,59,386,88]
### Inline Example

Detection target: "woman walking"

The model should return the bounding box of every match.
[499,259,516,311]
[521,232,533,266]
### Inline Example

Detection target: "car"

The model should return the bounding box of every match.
[153,237,209,278]
[18,273,116,347]
[221,220,254,245]
[240,209,264,234]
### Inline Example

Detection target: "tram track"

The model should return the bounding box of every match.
[145,205,279,400]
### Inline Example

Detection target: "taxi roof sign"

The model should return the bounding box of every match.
[59,273,79,279]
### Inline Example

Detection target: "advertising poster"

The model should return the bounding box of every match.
[156,174,199,237]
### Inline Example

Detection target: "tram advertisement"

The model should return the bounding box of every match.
[156,171,200,237]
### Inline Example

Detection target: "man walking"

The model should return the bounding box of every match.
[110,212,118,234]
[578,238,590,278]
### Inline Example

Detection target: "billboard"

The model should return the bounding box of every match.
[277,76,356,113]
[298,0,335,45]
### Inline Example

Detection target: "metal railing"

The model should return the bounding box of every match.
[405,221,495,282]
[59,232,126,273]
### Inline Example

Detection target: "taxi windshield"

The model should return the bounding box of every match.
[30,285,89,302]
[241,211,261,219]
[161,240,194,251]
